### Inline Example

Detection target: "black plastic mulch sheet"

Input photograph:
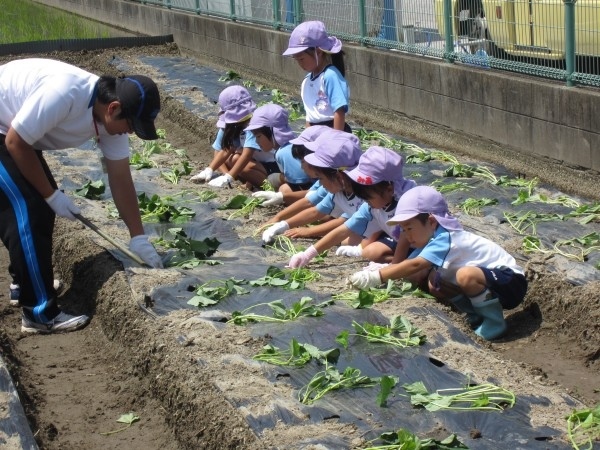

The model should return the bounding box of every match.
[46,55,599,449]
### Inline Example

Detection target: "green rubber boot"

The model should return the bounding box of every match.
[449,295,483,329]
[473,298,507,340]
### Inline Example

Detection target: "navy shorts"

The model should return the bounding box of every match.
[481,266,528,310]
[376,234,397,251]
[288,181,315,192]
[260,161,280,175]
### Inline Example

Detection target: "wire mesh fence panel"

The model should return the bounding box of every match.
[575,0,600,76]
[126,0,600,85]
[299,0,383,42]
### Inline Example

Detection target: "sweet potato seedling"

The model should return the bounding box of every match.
[218,193,264,219]
[298,365,379,405]
[74,179,105,200]
[252,338,340,367]
[249,265,320,290]
[228,296,331,325]
[566,404,600,450]
[402,380,516,412]
[336,316,426,350]
[188,277,249,307]
[361,428,468,449]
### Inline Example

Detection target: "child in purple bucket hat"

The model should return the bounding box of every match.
[190,85,279,189]
[286,146,417,268]
[253,124,331,208]
[261,129,362,246]
[349,186,528,341]
[244,103,315,198]
[283,21,350,132]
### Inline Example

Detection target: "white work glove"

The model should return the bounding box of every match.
[363,261,390,271]
[262,221,289,245]
[129,235,164,268]
[348,270,383,289]
[253,191,284,207]
[287,245,319,269]
[190,167,214,183]
[335,245,363,257]
[208,173,234,188]
[45,190,81,220]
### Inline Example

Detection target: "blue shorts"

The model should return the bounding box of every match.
[481,266,528,310]
[376,234,397,251]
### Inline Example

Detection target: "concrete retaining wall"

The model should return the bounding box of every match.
[37,0,600,171]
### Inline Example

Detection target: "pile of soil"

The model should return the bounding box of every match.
[0,44,598,449]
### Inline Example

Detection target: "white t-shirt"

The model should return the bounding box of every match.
[0,58,129,160]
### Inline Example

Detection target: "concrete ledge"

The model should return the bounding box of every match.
[34,0,600,171]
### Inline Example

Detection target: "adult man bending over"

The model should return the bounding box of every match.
[0,58,163,334]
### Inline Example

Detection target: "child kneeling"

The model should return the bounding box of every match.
[348,186,527,341]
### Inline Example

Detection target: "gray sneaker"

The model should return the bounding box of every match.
[21,311,90,334]
[9,279,63,307]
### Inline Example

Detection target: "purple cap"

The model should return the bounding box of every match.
[289,125,330,146]
[244,104,296,146]
[303,130,361,170]
[116,75,160,140]
[345,146,406,185]
[282,21,343,56]
[216,85,256,128]
[387,186,463,231]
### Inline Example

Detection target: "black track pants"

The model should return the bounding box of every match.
[0,136,60,322]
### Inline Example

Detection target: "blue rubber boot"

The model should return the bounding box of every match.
[473,298,507,340]
[449,295,483,329]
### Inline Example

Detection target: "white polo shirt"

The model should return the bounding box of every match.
[0,58,129,160]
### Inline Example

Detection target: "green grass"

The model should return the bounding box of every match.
[0,0,111,43]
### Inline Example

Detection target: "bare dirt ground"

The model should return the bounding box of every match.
[0,44,599,449]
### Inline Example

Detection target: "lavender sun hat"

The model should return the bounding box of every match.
[303,130,361,170]
[216,85,256,128]
[387,186,463,231]
[282,21,343,56]
[289,125,330,146]
[244,104,296,145]
[345,146,417,194]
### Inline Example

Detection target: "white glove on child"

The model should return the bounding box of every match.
[253,191,284,207]
[287,245,319,269]
[45,190,81,220]
[190,167,214,183]
[262,221,289,244]
[335,245,363,257]
[348,270,383,289]
[208,173,234,188]
[129,235,164,268]
[363,261,390,271]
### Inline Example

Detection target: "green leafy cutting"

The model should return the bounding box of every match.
[188,277,249,307]
[218,193,263,219]
[362,428,469,449]
[74,179,105,199]
[155,228,221,268]
[402,380,516,412]
[249,265,320,290]
[253,339,340,367]
[298,365,378,405]
[228,296,331,325]
[161,161,192,184]
[332,280,433,308]
[336,316,427,350]
[137,192,196,223]
[459,197,498,216]
[99,412,140,436]
[566,404,600,450]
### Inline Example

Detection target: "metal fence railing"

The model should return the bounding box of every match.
[139,0,600,87]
